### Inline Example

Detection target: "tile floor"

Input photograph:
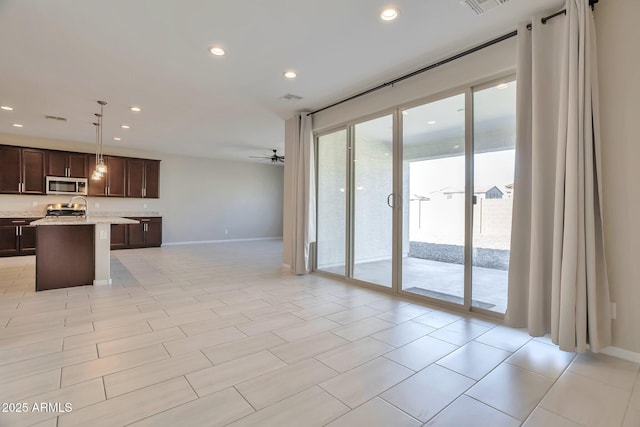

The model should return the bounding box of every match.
[0,240,638,427]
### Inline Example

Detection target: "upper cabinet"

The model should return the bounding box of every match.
[47,151,88,178]
[0,145,46,194]
[1,144,159,198]
[88,155,126,197]
[126,159,160,198]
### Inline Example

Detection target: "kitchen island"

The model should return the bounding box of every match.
[30,216,139,291]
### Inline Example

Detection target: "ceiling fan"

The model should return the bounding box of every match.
[250,149,285,163]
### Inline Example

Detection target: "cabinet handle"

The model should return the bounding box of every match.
[66,167,70,177]
[19,226,22,236]
[16,227,19,236]
[143,188,146,197]
[11,220,26,223]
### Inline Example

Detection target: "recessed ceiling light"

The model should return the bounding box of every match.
[380,7,399,21]
[130,106,141,112]
[496,83,509,90]
[113,137,121,141]
[283,71,297,79]
[121,125,130,129]
[209,46,225,56]
[1,105,13,111]
[427,120,436,125]
[12,123,23,127]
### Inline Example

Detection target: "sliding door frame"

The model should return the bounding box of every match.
[313,72,515,319]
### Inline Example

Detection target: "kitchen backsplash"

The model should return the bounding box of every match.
[0,194,161,218]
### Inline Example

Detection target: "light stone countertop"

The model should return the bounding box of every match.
[1,210,160,219]
[31,217,140,226]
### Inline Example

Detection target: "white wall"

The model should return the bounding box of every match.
[595,0,640,354]
[0,133,284,244]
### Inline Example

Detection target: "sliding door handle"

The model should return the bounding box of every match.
[386,193,394,208]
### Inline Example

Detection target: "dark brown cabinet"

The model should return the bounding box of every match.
[3,144,159,199]
[47,151,88,178]
[0,218,38,256]
[0,146,21,194]
[0,146,46,194]
[110,223,128,249]
[88,155,126,197]
[126,159,160,199]
[110,217,162,249]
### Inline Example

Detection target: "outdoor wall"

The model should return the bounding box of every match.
[0,133,284,244]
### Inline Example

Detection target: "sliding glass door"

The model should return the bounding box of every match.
[352,115,393,287]
[315,77,516,315]
[401,94,467,304]
[471,81,516,313]
[316,130,347,275]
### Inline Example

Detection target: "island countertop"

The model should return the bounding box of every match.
[31,216,139,226]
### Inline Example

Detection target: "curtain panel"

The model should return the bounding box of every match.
[506,0,611,352]
[291,113,317,274]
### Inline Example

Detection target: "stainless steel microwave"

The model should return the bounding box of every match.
[45,176,88,195]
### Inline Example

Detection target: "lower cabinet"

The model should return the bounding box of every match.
[110,223,128,250]
[0,218,38,256]
[111,217,162,250]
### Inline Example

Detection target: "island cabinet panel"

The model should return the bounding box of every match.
[126,159,160,198]
[0,146,46,194]
[0,218,40,257]
[47,151,88,178]
[36,225,94,291]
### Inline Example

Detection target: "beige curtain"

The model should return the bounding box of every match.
[291,113,316,274]
[506,0,611,352]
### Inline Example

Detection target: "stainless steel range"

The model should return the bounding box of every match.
[45,197,88,217]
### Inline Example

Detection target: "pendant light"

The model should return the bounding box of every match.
[91,120,102,180]
[91,100,108,179]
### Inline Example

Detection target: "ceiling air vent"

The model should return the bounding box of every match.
[45,115,67,122]
[464,0,509,15]
[280,94,303,101]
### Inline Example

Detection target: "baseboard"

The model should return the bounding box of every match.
[600,346,640,364]
[163,237,282,246]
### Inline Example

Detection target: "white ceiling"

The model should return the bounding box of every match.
[0,0,563,163]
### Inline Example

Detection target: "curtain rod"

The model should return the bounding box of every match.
[526,0,598,29]
[307,0,598,117]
